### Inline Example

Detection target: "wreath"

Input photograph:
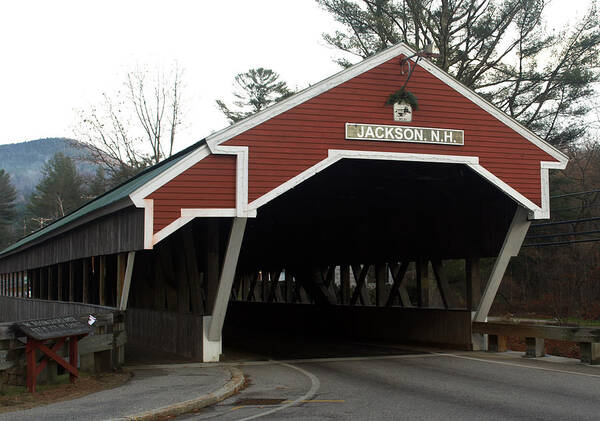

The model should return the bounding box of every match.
[385,89,419,110]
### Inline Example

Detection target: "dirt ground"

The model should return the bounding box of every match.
[0,371,131,414]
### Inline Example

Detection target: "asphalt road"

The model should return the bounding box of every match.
[177,350,600,421]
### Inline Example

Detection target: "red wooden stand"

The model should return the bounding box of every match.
[25,334,87,393]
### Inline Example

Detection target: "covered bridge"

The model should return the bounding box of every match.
[0,43,567,361]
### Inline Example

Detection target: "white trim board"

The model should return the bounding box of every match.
[140,148,556,248]
[203,42,567,165]
[247,149,548,219]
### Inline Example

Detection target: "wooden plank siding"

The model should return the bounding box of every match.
[0,206,144,273]
[222,56,556,204]
[143,55,559,234]
[149,154,237,233]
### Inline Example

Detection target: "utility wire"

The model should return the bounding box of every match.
[523,237,600,247]
[526,229,600,240]
[551,189,600,199]
[552,203,600,212]
[530,216,600,228]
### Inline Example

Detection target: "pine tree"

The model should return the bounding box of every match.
[27,153,86,229]
[0,169,17,249]
[317,0,600,147]
[87,167,108,199]
[216,68,294,123]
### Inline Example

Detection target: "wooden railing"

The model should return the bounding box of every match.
[472,320,600,365]
[0,296,114,322]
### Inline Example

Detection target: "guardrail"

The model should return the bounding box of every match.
[472,320,600,365]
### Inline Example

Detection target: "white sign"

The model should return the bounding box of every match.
[345,123,464,145]
[393,101,413,122]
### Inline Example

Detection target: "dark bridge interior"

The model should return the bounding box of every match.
[239,158,516,269]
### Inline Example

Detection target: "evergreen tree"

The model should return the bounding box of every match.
[27,153,86,229]
[317,0,600,147]
[87,167,108,199]
[0,169,17,249]
[216,68,294,123]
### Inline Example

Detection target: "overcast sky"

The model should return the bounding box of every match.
[0,0,594,150]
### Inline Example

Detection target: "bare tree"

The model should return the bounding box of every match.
[75,65,184,186]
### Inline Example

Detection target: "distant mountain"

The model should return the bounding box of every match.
[0,138,98,204]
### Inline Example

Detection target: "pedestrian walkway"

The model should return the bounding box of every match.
[0,365,242,421]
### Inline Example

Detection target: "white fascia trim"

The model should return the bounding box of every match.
[152,215,194,246]
[414,58,568,165]
[204,43,567,166]
[129,145,211,208]
[211,145,250,217]
[152,207,256,247]
[247,149,550,220]
[143,199,154,249]
[180,208,257,218]
[248,150,479,210]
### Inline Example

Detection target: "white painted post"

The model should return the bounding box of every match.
[118,251,136,311]
[204,217,247,362]
[474,206,530,324]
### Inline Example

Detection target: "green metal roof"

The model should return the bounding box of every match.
[0,138,206,257]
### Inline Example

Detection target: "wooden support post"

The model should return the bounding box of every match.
[69,336,78,384]
[206,219,220,314]
[488,334,507,352]
[47,266,54,300]
[466,257,481,312]
[176,247,191,313]
[284,270,293,303]
[580,343,600,365]
[524,337,545,358]
[350,264,371,306]
[117,252,135,311]
[340,265,350,305]
[99,256,106,306]
[205,217,247,362]
[432,260,458,309]
[182,229,205,315]
[153,256,166,310]
[375,263,387,306]
[82,259,89,304]
[40,268,46,300]
[26,340,36,392]
[416,258,429,308]
[474,207,530,322]
[387,262,411,307]
[69,262,75,302]
[57,264,63,301]
[116,253,127,309]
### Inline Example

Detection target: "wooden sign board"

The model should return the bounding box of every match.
[346,123,464,145]
[17,316,91,341]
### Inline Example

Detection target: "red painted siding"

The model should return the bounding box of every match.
[149,154,236,233]
[223,56,557,205]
